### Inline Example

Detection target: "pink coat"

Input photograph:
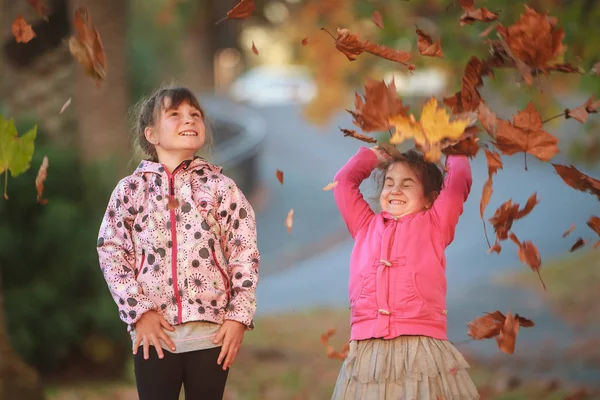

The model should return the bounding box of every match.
[333,147,472,341]
[97,158,259,330]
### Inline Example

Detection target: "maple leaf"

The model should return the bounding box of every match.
[477,101,497,138]
[320,329,350,360]
[35,156,49,205]
[0,115,37,200]
[347,78,409,133]
[416,27,443,58]
[444,57,492,113]
[27,0,49,19]
[276,169,284,185]
[552,164,600,201]
[489,192,539,242]
[442,135,480,158]
[509,232,545,290]
[372,10,384,30]
[565,96,600,124]
[562,224,576,238]
[468,310,533,355]
[588,216,600,248]
[496,311,520,355]
[251,41,259,55]
[494,102,560,170]
[217,0,255,24]
[480,148,502,248]
[322,181,338,191]
[467,313,502,340]
[285,209,294,233]
[12,15,36,43]
[569,237,586,253]
[339,128,377,144]
[458,0,499,26]
[389,97,474,162]
[68,6,107,86]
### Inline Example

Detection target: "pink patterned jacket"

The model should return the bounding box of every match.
[97,158,259,330]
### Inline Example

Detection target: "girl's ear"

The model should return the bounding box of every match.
[144,126,158,145]
[425,191,439,209]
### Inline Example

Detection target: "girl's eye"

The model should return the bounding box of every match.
[192,113,201,117]
[169,111,178,116]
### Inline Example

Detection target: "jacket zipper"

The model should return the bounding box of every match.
[211,249,231,304]
[165,163,186,324]
[135,250,145,279]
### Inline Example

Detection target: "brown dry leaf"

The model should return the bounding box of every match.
[372,10,384,30]
[442,135,480,158]
[251,41,259,55]
[488,242,502,254]
[485,148,503,176]
[285,209,294,233]
[35,156,49,205]
[459,0,499,26]
[467,313,502,340]
[588,216,600,236]
[12,15,36,43]
[444,57,491,113]
[552,164,600,201]
[565,96,600,124]
[217,0,255,23]
[477,101,497,138]
[347,78,409,132]
[562,224,576,238]
[489,193,539,241]
[320,329,350,360]
[168,196,180,210]
[323,181,339,191]
[364,42,415,70]
[416,27,443,58]
[494,102,560,169]
[275,169,284,185]
[548,63,583,74]
[68,6,107,86]
[301,37,308,46]
[59,98,72,114]
[496,311,520,355]
[27,0,49,19]
[480,148,502,218]
[340,128,377,143]
[509,232,546,290]
[569,237,586,253]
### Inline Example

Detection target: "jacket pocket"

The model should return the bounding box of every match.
[410,272,446,321]
[350,260,378,323]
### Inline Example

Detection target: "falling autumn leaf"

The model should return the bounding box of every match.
[320,328,350,360]
[562,224,576,238]
[323,181,338,191]
[216,0,255,24]
[276,169,284,185]
[285,209,294,233]
[477,101,497,138]
[489,192,539,242]
[339,128,377,144]
[27,0,49,19]
[251,41,259,55]
[168,196,180,210]
[588,216,600,248]
[569,237,586,252]
[59,98,72,114]
[494,102,560,169]
[565,96,600,124]
[444,57,492,114]
[68,6,107,86]
[301,37,308,46]
[372,10,384,30]
[442,135,480,158]
[552,164,600,201]
[467,313,502,340]
[509,232,546,290]
[467,310,533,351]
[12,15,36,43]
[416,27,443,58]
[480,148,502,247]
[347,78,409,133]
[460,7,499,26]
[0,115,37,200]
[389,97,475,162]
[35,156,49,205]
[496,311,520,355]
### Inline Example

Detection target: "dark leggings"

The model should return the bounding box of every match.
[133,346,229,400]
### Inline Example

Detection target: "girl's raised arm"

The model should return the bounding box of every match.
[97,177,157,327]
[333,147,381,239]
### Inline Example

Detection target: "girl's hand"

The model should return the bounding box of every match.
[133,310,176,360]
[369,146,392,163]
[213,320,246,370]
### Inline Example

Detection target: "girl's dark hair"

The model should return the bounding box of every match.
[373,149,444,202]
[130,85,213,163]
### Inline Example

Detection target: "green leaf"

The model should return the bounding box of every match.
[0,114,37,199]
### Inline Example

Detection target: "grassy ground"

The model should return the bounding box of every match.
[45,308,598,399]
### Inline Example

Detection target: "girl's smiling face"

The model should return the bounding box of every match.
[379,161,432,217]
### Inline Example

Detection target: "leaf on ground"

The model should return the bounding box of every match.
[494,102,559,168]
[12,15,36,43]
[286,209,294,233]
[59,97,72,114]
[443,57,492,113]
[323,181,338,191]
[68,6,107,86]
[35,156,49,205]
[569,237,586,253]
[489,192,539,241]
[219,0,255,23]
[552,164,600,201]
[320,328,350,360]
[562,224,576,238]
[565,96,600,123]
[276,169,284,185]
[0,115,37,199]
[339,128,377,143]
[509,232,545,290]
[416,27,443,58]
[372,10,384,29]
[251,41,259,55]
[347,78,409,132]
[26,0,49,19]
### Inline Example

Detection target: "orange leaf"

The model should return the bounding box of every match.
[569,237,586,253]
[467,313,502,340]
[68,7,107,86]
[509,232,545,290]
[566,96,600,124]
[12,15,36,43]
[35,156,49,205]
[319,328,349,360]
[460,7,500,26]
[26,0,49,19]
[496,311,520,355]
[444,57,491,113]
[364,42,414,70]
[484,148,503,176]
[301,37,308,46]
[251,41,259,55]
[442,135,480,158]
[588,216,600,237]
[477,101,497,138]
[323,181,338,191]
[285,209,294,233]
[562,224,576,238]
[552,164,600,201]
[416,27,443,58]
[480,149,502,246]
[489,193,539,241]
[339,128,377,144]
[276,169,284,185]
[220,0,255,22]
[372,10,384,30]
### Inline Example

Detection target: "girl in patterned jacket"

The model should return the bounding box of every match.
[331,145,478,399]
[97,86,259,400]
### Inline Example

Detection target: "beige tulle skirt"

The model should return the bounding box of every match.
[331,336,479,400]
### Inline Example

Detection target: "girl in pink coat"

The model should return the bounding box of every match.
[331,145,479,399]
[97,86,259,400]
